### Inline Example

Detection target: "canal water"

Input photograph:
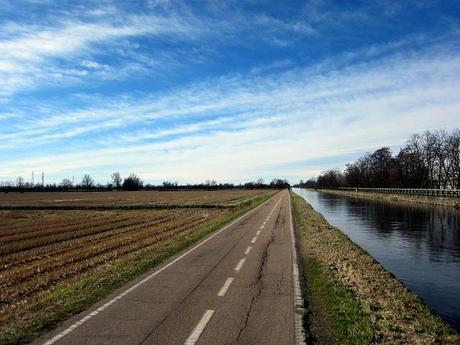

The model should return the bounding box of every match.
[293,188,460,332]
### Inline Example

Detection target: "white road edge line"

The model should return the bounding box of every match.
[251,236,257,243]
[288,192,307,345]
[41,194,281,345]
[217,277,234,297]
[234,258,246,272]
[184,310,215,345]
[244,246,252,255]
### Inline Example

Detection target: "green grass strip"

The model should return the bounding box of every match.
[291,192,374,344]
[305,258,374,344]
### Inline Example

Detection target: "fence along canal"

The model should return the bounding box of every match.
[338,187,460,197]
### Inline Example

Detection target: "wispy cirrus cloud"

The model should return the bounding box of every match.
[0,7,203,97]
[1,39,459,182]
[1,0,459,183]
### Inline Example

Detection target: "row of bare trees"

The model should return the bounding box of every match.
[300,129,460,189]
[2,173,290,192]
[72,172,144,190]
[0,172,144,191]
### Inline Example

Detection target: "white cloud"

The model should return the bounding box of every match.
[1,2,459,183]
[254,15,316,36]
[1,44,459,183]
[0,11,202,96]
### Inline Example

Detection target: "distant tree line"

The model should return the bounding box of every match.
[297,129,460,189]
[0,172,290,193]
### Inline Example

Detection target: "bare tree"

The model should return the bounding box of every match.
[60,178,73,189]
[16,177,24,188]
[405,134,428,187]
[269,178,290,189]
[122,174,143,190]
[81,174,94,189]
[327,129,460,189]
[162,181,178,189]
[111,172,122,189]
[317,169,343,189]
[445,129,460,188]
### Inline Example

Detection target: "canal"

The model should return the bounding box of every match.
[293,188,460,332]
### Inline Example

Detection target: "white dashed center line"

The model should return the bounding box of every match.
[41,195,278,345]
[256,230,261,235]
[244,246,252,255]
[234,258,246,272]
[217,278,234,297]
[251,236,257,244]
[184,310,215,345]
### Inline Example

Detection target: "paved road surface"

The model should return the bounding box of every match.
[34,190,305,345]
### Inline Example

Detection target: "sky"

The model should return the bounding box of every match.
[1,0,460,185]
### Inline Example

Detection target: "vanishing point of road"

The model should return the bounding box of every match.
[34,190,306,345]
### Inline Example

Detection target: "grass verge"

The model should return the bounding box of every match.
[305,258,373,344]
[0,192,274,345]
[291,191,459,344]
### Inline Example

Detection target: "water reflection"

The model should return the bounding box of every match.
[293,188,460,332]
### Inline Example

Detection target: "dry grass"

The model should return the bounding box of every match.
[291,192,459,344]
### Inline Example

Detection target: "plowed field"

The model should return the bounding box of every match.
[0,190,264,208]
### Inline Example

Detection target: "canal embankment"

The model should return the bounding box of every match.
[291,192,459,344]
[316,188,460,208]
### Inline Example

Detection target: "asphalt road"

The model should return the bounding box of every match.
[34,190,305,345]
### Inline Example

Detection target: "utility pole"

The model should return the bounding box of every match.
[42,172,44,186]
[32,171,34,185]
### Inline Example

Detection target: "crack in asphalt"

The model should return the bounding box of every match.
[277,270,286,295]
[136,199,281,345]
[233,230,276,344]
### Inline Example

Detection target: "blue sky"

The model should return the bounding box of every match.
[1,0,460,185]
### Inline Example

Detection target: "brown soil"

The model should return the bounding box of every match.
[0,209,227,323]
[0,190,268,208]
